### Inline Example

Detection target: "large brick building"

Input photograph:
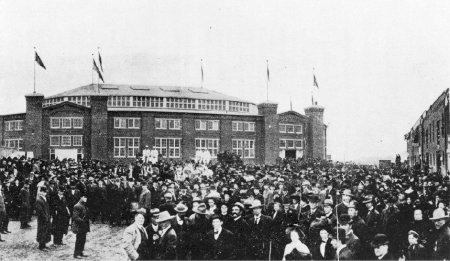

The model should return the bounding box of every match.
[0,84,327,164]
[405,89,449,175]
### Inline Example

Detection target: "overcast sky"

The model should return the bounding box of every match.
[1,0,450,162]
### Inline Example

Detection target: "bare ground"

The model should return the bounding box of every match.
[0,218,128,261]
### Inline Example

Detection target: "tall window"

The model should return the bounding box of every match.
[279,139,303,149]
[155,119,181,130]
[73,135,83,146]
[195,120,219,131]
[50,117,83,129]
[5,120,24,131]
[232,121,255,132]
[436,121,440,144]
[195,138,219,157]
[154,138,181,158]
[61,136,72,146]
[50,136,61,146]
[3,139,23,150]
[280,124,303,134]
[73,117,83,128]
[113,137,140,158]
[229,101,250,112]
[232,139,255,158]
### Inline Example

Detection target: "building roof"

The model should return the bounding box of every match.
[46,84,253,104]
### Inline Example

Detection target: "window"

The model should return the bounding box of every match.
[167,98,196,109]
[73,117,83,129]
[154,138,181,158]
[50,136,60,146]
[195,138,219,157]
[114,118,127,129]
[3,139,23,150]
[232,139,255,158]
[198,100,226,111]
[437,121,440,144]
[114,138,126,158]
[229,101,250,112]
[61,118,71,129]
[279,139,303,149]
[195,120,219,131]
[127,138,140,157]
[232,121,255,132]
[280,124,303,134]
[108,96,131,107]
[49,149,55,160]
[68,96,90,107]
[128,118,141,129]
[61,136,72,146]
[73,136,83,146]
[113,137,140,158]
[155,119,181,130]
[5,120,24,131]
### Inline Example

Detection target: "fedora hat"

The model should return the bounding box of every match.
[155,211,174,223]
[193,203,208,215]
[233,202,245,211]
[430,208,449,221]
[363,195,374,204]
[150,208,160,217]
[341,189,354,197]
[174,203,188,213]
[249,199,263,209]
[371,234,389,248]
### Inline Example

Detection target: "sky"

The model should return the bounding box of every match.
[1,0,450,163]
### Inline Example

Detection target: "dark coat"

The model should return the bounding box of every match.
[156,226,177,260]
[171,215,190,259]
[72,201,90,234]
[145,223,160,260]
[205,228,235,260]
[35,196,51,243]
[227,216,250,259]
[52,195,70,235]
[430,226,450,260]
[312,238,334,260]
[64,188,80,214]
[405,243,427,260]
[364,208,381,239]
[248,214,273,259]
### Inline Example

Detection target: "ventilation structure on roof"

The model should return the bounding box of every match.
[160,87,180,93]
[130,86,150,91]
[101,86,119,90]
[188,88,209,94]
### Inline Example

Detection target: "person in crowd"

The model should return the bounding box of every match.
[312,226,334,260]
[0,182,6,242]
[282,226,311,260]
[123,211,149,261]
[371,234,394,260]
[154,211,177,260]
[35,187,51,251]
[204,214,235,260]
[403,230,426,260]
[1,180,12,234]
[19,180,31,229]
[52,185,71,245]
[428,208,450,260]
[72,193,90,259]
[248,199,273,260]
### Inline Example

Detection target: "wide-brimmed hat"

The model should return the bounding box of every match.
[430,208,449,221]
[371,234,389,248]
[193,203,208,215]
[363,195,374,204]
[233,202,245,211]
[150,208,160,217]
[155,211,174,223]
[249,199,263,209]
[323,199,334,207]
[174,203,188,213]
[308,194,321,203]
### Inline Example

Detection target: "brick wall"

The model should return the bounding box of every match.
[24,94,44,157]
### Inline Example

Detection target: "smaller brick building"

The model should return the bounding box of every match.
[0,84,327,164]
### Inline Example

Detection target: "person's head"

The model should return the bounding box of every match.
[372,234,389,258]
[273,202,281,212]
[338,214,352,233]
[220,204,228,214]
[164,192,172,202]
[250,200,263,215]
[319,228,330,242]
[207,198,216,208]
[407,230,419,246]
[211,215,223,231]
[80,194,87,203]
[342,189,352,203]
[289,227,304,243]
[431,209,448,230]
[413,209,423,221]
[150,209,160,225]
[159,220,171,229]
[134,213,145,227]
[348,201,358,218]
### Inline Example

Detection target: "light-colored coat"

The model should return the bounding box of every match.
[122,223,143,261]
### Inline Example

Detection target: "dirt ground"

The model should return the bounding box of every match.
[0,218,128,260]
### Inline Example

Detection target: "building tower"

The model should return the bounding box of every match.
[304,103,327,159]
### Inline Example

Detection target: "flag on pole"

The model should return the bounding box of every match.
[313,74,319,88]
[93,59,104,82]
[201,60,204,85]
[266,60,270,82]
[35,51,46,70]
[98,50,103,72]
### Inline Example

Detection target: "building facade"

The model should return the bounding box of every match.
[405,89,449,175]
[0,84,327,164]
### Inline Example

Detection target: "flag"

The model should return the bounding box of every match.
[35,51,46,70]
[201,63,204,83]
[313,74,319,88]
[93,59,104,82]
[98,51,103,72]
[266,61,270,82]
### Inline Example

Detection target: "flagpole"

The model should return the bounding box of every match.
[33,47,36,94]
[266,60,269,101]
[92,53,94,85]
[201,59,203,89]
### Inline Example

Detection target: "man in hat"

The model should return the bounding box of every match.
[248,199,273,260]
[72,193,90,258]
[336,189,353,217]
[363,195,381,240]
[228,202,250,260]
[122,211,150,261]
[155,211,177,260]
[35,187,51,251]
[189,202,211,260]
[323,198,337,227]
[204,214,235,260]
[371,234,394,260]
[339,214,362,260]
[172,203,189,260]
[65,181,81,217]
[145,208,161,260]
[52,185,71,245]
[428,208,450,260]
[19,180,31,229]
[138,181,152,223]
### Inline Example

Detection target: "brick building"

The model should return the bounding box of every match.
[0,84,327,164]
[405,89,449,175]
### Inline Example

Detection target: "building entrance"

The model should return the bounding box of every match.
[285,150,296,159]
[55,149,78,161]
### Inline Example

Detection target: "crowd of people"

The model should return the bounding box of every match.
[0,152,449,260]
